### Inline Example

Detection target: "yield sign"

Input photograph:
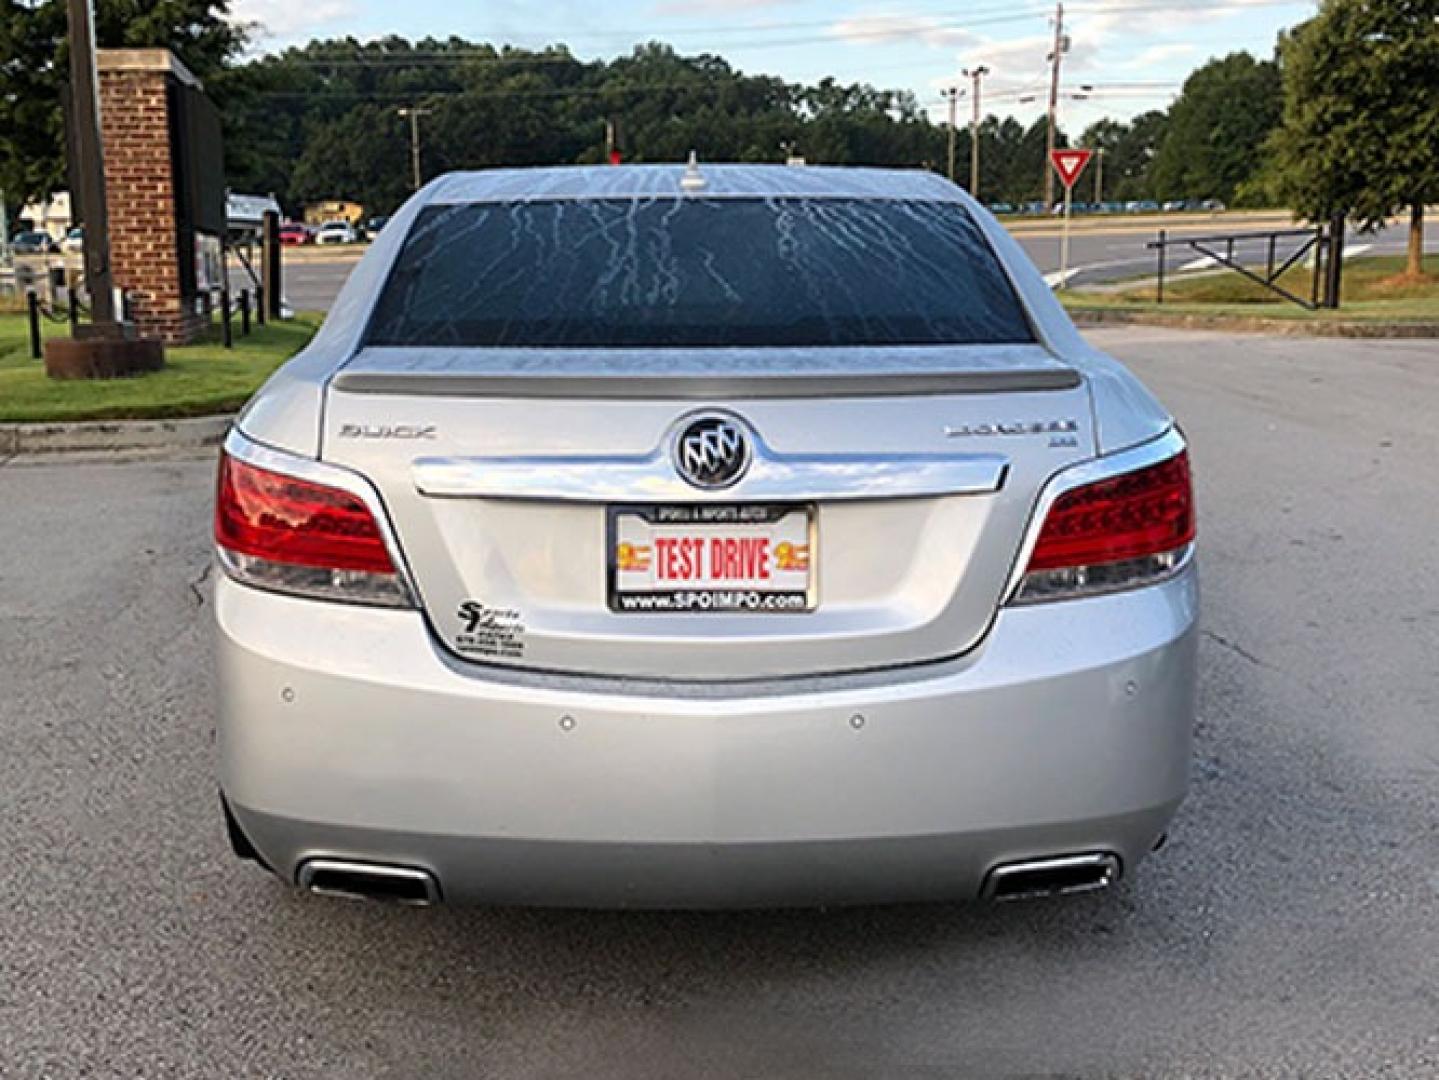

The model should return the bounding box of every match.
[1050,148,1093,190]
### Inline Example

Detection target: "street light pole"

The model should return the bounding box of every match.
[65,0,117,326]
[942,87,961,183]
[1094,147,1105,205]
[398,107,432,192]
[963,66,989,199]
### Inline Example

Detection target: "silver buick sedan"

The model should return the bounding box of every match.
[214,163,1196,908]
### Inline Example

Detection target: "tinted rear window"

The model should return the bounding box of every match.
[365,198,1033,349]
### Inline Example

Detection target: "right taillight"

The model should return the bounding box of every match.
[1014,450,1195,604]
[215,450,414,608]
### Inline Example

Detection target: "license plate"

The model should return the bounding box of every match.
[608,504,815,614]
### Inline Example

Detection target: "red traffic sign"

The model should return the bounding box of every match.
[1050,148,1093,190]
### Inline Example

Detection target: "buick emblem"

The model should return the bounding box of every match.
[673,415,751,490]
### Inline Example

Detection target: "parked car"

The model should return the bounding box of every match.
[1201,198,1227,212]
[985,202,1015,216]
[279,223,310,246]
[365,215,390,236]
[11,230,57,254]
[1161,200,1186,213]
[214,164,1197,910]
[314,220,357,245]
[61,226,85,254]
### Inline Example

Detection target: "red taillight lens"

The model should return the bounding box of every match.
[1028,451,1195,572]
[216,452,396,574]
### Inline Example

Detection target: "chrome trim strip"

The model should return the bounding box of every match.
[999,425,1187,604]
[331,368,1082,400]
[222,428,422,604]
[414,429,1009,503]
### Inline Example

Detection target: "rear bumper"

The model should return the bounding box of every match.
[217,567,1197,908]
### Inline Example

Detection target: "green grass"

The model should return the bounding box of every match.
[1062,255,1439,323]
[0,311,321,423]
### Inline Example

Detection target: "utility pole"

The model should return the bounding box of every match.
[65,0,117,327]
[398,107,432,192]
[1093,147,1105,205]
[942,86,962,183]
[963,66,989,198]
[1043,2,1067,209]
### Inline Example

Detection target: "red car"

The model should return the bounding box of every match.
[279,224,311,246]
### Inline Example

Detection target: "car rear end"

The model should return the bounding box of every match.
[215,166,1196,908]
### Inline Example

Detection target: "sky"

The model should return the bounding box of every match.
[230,0,1317,130]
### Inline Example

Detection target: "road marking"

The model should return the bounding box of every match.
[1303,243,1373,268]
[1180,255,1218,271]
[1044,268,1083,288]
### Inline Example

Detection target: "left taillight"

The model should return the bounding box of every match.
[214,450,414,608]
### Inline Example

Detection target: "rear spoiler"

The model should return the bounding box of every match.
[330,368,1081,400]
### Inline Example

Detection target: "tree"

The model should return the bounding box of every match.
[0,1,65,217]
[230,39,977,214]
[0,0,244,212]
[1082,110,1168,200]
[1150,52,1282,205]
[1267,0,1439,278]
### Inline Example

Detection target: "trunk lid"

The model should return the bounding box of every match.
[323,344,1093,680]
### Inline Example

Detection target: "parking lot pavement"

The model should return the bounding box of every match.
[1,328,1436,1077]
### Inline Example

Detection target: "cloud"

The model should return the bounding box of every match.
[231,0,359,41]
[1123,43,1198,69]
[829,14,980,50]
[651,0,795,14]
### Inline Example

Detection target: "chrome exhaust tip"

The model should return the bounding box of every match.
[297,859,441,907]
[981,852,1120,902]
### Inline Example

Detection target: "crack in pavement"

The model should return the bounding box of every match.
[1202,629,1268,669]
[188,562,214,608]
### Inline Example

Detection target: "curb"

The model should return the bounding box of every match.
[0,414,234,456]
[1068,308,1439,339]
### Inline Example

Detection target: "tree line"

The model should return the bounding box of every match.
[1,1,1433,273]
[217,37,1287,217]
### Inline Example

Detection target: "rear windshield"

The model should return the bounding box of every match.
[364,197,1034,349]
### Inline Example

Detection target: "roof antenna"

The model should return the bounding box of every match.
[680,150,707,192]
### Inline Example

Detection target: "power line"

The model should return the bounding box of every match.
[251,0,1308,66]
[254,1,1054,58]
[262,10,1053,67]
[257,75,1183,106]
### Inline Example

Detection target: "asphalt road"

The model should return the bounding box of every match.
[1013,217,1439,288]
[13,215,1431,310]
[2,328,1437,1077]
[269,216,1439,311]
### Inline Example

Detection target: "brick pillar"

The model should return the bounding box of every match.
[96,49,208,345]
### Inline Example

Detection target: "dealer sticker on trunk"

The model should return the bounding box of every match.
[608,504,814,614]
